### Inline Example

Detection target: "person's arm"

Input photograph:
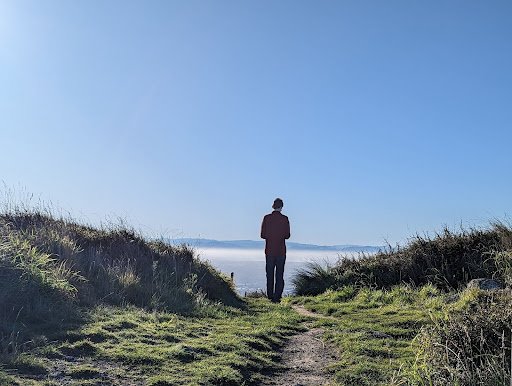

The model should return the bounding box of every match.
[284,217,290,239]
[261,217,267,239]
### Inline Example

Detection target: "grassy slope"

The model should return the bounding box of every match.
[290,223,512,385]
[0,211,242,344]
[288,286,440,385]
[0,211,308,385]
[1,299,305,386]
[287,285,500,386]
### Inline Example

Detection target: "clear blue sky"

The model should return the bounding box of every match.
[1,1,511,246]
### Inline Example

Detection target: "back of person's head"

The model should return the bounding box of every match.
[272,198,284,210]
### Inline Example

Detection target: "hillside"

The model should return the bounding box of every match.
[1,209,512,385]
[0,210,242,319]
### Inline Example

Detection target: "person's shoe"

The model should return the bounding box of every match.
[271,298,281,303]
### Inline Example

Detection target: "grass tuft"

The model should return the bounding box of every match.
[68,364,102,379]
[292,260,338,295]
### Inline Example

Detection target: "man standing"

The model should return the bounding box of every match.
[260,198,291,303]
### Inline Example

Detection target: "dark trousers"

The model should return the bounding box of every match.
[265,256,286,301]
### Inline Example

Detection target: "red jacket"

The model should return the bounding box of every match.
[261,211,291,257]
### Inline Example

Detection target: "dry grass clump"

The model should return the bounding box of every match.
[294,223,512,295]
[413,289,512,386]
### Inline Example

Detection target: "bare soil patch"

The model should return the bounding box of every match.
[291,305,337,320]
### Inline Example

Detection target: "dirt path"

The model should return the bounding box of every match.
[291,304,337,321]
[261,305,338,386]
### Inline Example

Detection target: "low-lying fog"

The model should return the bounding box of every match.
[195,248,360,295]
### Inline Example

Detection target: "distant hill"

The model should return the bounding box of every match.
[168,238,382,253]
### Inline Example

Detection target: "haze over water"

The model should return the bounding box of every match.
[196,247,351,295]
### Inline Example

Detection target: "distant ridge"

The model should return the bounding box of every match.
[168,238,382,253]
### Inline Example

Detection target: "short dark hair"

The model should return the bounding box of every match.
[272,198,284,209]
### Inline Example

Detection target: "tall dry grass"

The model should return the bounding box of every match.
[413,289,512,386]
[294,223,512,295]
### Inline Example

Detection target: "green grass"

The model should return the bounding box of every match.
[3,281,510,386]
[1,299,305,385]
[288,284,446,385]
